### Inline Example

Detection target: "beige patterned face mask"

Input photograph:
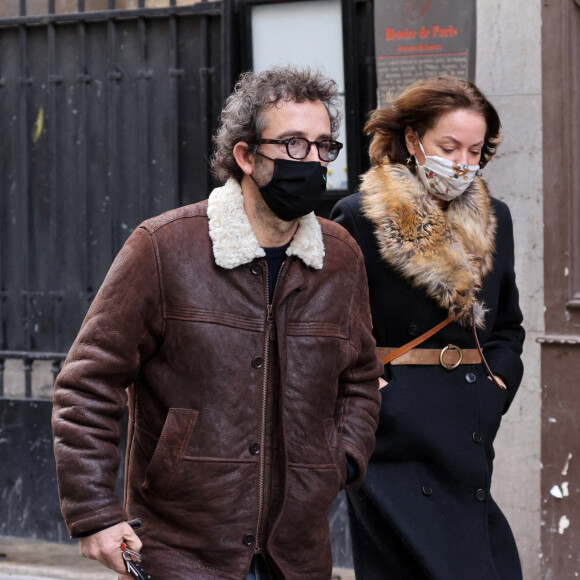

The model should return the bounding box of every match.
[414,134,479,201]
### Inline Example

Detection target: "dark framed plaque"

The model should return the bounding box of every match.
[374,0,476,104]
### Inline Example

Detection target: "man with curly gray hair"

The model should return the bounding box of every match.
[211,66,342,183]
[53,64,382,580]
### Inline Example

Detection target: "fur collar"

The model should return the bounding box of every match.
[207,178,325,270]
[360,163,497,327]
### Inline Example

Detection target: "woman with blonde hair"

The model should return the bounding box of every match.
[331,77,525,579]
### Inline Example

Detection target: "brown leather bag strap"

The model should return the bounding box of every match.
[470,310,507,391]
[381,316,454,365]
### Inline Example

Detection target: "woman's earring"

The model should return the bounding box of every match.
[407,156,412,165]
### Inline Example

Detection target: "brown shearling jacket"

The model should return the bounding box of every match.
[52,179,382,580]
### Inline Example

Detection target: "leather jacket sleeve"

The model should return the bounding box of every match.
[52,226,163,537]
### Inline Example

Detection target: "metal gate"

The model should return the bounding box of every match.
[0,1,226,397]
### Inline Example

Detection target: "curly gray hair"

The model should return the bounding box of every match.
[210,65,342,182]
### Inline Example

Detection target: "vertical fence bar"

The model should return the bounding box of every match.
[107,6,122,257]
[220,0,234,104]
[48,1,63,358]
[18,12,32,356]
[168,9,183,208]
[137,1,150,221]
[23,357,32,398]
[341,0,362,195]
[0,53,5,353]
[199,14,212,197]
[14,1,32,398]
[76,13,91,309]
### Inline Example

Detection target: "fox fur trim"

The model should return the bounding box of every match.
[360,164,497,327]
[207,177,324,270]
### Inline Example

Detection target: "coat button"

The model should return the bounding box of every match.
[465,372,477,384]
[249,443,260,455]
[421,485,432,496]
[250,263,262,275]
[472,432,482,443]
[407,324,419,336]
[242,534,255,546]
[475,489,486,501]
[252,357,263,368]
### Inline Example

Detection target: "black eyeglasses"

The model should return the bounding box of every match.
[255,137,343,162]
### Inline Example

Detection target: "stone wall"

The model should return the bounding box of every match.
[476,2,543,579]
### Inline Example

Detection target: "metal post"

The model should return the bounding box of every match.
[168,11,183,208]
[220,0,235,104]
[48,2,63,355]
[341,0,362,195]
[137,10,151,222]
[23,357,32,398]
[18,17,32,353]
[76,14,91,303]
[107,8,122,257]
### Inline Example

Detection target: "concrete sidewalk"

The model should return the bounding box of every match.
[0,536,111,580]
[0,537,355,580]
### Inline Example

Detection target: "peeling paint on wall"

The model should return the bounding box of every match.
[558,515,570,535]
[561,453,573,476]
[549,482,570,499]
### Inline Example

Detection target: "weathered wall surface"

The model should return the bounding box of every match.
[476,2,543,579]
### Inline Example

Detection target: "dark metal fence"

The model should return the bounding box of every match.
[0,1,225,397]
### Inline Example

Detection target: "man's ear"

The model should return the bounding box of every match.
[233,142,255,176]
[404,126,419,156]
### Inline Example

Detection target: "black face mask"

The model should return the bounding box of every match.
[254,156,327,222]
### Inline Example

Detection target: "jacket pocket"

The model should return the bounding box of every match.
[142,408,198,497]
[323,418,346,490]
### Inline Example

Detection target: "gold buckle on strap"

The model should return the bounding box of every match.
[439,344,463,370]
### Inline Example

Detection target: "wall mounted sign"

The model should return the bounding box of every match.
[374,0,476,104]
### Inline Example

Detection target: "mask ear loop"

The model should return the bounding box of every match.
[255,150,275,162]
[414,132,428,155]
[413,131,428,167]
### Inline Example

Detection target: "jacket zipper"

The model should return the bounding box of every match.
[254,260,284,554]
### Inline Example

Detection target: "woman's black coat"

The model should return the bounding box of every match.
[331,168,525,580]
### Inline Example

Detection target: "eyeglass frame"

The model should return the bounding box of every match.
[253,137,343,162]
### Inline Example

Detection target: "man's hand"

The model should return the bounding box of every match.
[80,521,143,575]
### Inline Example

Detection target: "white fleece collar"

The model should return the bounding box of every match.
[207,178,325,270]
